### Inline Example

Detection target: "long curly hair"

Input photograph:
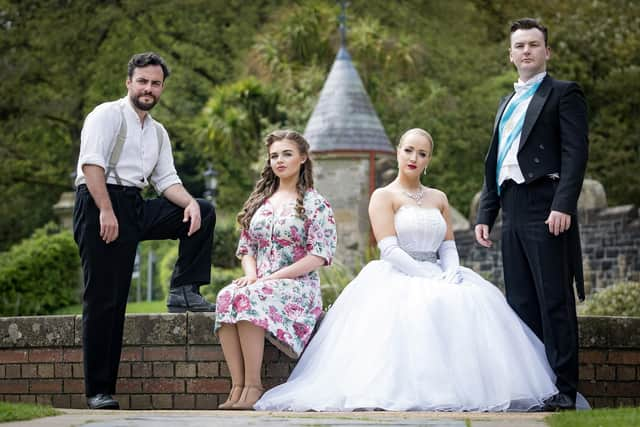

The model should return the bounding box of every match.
[237,130,314,229]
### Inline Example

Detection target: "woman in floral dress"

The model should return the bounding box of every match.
[214,129,337,410]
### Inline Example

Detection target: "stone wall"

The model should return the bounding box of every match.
[1,313,639,409]
[457,205,640,294]
[579,205,640,293]
[313,155,371,267]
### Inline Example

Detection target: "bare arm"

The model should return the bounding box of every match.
[263,254,325,281]
[368,188,397,241]
[438,191,455,242]
[82,164,118,244]
[233,255,259,287]
[234,254,325,287]
[162,184,201,236]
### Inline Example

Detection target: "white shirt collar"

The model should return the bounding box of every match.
[514,71,547,92]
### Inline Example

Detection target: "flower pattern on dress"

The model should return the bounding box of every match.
[214,189,337,358]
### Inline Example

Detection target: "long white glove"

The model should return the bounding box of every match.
[438,240,462,284]
[378,236,431,278]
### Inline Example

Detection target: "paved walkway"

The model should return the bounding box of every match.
[3,409,550,427]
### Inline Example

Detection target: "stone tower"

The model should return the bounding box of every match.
[304,4,394,268]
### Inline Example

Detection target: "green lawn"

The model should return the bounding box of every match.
[54,300,168,315]
[0,402,59,422]
[546,407,640,427]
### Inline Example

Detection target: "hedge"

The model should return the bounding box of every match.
[582,281,640,317]
[0,223,80,316]
[212,218,240,269]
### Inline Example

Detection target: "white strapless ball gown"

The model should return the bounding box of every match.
[255,206,564,412]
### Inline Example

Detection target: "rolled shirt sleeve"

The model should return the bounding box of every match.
[76,104,120,178]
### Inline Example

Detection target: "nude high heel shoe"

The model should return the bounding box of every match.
[218,384,243,409]
[230,384,264,410]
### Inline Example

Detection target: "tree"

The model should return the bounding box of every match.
[1,0,637,252]
[471,0,640,206]
[195,77,286,212]
[0,0,282,249]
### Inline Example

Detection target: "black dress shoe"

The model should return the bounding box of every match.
[543,393,576,411]
[167,285,216,313]
[87,394,120,409]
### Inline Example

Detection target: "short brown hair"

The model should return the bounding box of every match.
[127,52,170,81]
[510,18,548,46]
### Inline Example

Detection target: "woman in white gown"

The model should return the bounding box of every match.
[255,128,566,412]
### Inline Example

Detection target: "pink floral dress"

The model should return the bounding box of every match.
[214,189,337,358]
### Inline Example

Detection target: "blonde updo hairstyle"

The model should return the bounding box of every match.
[397,128,434,153]
[237,130,314,229]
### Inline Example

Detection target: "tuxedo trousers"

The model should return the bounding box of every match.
[499,178,579,399]
[73,184,215,396]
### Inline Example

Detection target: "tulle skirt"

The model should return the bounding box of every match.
[255,260,559,412]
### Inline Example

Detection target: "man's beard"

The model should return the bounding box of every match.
[130,93,157,111]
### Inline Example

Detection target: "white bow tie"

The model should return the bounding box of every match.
[514,74,546,92]
[514,80,536,92]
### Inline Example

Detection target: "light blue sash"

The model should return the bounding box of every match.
[496,80,542,194]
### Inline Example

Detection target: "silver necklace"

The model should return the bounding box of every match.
[402,186,425,205]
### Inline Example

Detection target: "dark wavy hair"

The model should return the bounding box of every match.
[127,52,170,81]
[237,130,314,229]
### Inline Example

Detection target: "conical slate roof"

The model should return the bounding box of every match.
[304,47,394,154]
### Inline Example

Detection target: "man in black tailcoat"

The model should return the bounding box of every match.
[475,18,588,411]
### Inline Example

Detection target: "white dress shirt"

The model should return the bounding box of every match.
[497,71,547,186]
[75,96,181,194]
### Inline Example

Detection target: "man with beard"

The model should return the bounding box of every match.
[73,52,215,409]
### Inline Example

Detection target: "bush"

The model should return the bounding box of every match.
[319,261,355,308]
[212,218,240,269]
[0,223,80,316]
[133,239,178,302]
[157,244,179,300]
[582,281,640,317]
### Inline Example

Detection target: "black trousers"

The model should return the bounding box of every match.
[500,178,579,399]
[73,184,215,397]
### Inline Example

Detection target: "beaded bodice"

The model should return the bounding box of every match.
[394,206,447,255]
